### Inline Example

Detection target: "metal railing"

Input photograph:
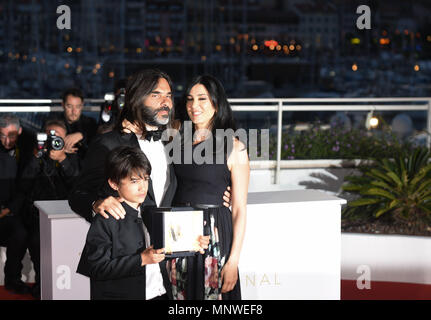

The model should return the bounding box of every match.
[1,97,431,184]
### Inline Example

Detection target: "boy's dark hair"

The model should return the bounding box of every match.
[105,146,151,185]
[61,87,84,104]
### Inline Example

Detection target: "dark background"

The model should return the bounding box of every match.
[0,0,430,99]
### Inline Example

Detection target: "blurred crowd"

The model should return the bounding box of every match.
[0,86,111,299]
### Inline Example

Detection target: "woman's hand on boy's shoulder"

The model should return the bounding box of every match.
[92,196,126,220]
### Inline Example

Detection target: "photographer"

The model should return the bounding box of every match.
[60,88,97,161]
[0,114,35,295]
[97,79,127,135]
[16,118,81,298]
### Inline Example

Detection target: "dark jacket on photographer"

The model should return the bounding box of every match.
[59,113,98,161]
[0,152,17,211]
[0,127,36,216]
[16,151,80,224]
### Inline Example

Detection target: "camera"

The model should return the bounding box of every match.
[36,130,64,158]
[99,88,126,124]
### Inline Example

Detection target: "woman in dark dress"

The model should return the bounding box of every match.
[167,75,249,300]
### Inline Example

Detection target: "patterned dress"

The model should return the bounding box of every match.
[166,139,241,300]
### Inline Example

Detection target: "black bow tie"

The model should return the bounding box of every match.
[144,129,163,142]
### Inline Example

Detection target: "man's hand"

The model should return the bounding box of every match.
[141,245,165,266]
[223,186,231,208]
[92,196,126,220]
[64,132,83,153]
[49,149,67,163]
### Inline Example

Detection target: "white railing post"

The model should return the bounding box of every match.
[275,99,283,184]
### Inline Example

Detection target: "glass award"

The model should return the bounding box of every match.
[150,207,204,257]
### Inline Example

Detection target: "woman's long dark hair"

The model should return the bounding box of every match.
[115,68,175,134]
[180,74,236,133]
[179,75,238,157]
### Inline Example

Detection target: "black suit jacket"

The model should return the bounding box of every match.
[77,202,172,300]
[68,129,177,224]
[0,128,36,214]
[59,113,98,161]
[0,152,17,208]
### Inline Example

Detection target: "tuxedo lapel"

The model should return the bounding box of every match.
[160,163,177,207]
[146,178,156,206]
[122,132,140,148]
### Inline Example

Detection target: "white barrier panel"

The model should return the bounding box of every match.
[241,190,344,300]
[36,201,90,300]
[35,189,345,300]
[341,233,431,285]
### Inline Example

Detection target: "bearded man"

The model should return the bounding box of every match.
[69,69,177,223]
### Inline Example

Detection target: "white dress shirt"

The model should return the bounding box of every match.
[137,206,166,300]
[136,131,169,299]
[137,133,170,207]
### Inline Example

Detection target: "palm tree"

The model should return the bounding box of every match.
[342,147,431,231]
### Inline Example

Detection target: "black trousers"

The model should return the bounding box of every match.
[149,293,168,300]
[0,215,29,282]
[23,213,41,285]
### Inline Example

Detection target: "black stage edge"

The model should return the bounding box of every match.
[0,299,426,318]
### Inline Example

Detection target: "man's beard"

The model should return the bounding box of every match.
[141,105,171,128]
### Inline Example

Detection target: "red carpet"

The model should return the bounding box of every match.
[341,280,431,300]
[1,281,431,300]
[0,285,36,300]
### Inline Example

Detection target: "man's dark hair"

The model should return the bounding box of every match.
[61,88,84,104]
[105,146,152,185]
[43,118,67,132]
[115,68,174,133]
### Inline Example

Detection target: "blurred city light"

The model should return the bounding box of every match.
[366,111,379,129]
[370,117,379,128]
[264,40,278,48]
[379,38,390,45]
[351,38,361,45]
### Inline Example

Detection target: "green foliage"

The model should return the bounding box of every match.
[342,148,431,229]
[268,120,413,160]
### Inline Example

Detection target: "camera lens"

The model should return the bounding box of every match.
[51,136,64,150]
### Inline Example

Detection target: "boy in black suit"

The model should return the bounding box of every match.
[77,146,208,300]
[77,146,167,300]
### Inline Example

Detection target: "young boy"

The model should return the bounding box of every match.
[77,146,169,300]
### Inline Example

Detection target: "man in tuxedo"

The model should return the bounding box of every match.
[68,69,177,222]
